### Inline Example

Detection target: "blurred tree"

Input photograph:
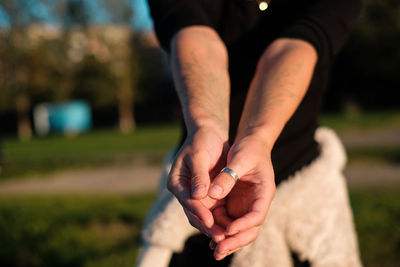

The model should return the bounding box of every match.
[109,29,137,133]
[99,0,137,133]
[0,0,40,140]
[29,37,73,103]
[64,0,88,29]
[99,0,133,24]
[73,54,117,109]
[133,34,179,123]
[0,0,77,138]
[62,0,137,133]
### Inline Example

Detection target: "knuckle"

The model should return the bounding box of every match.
[191,175,206,188]
[191,174,201,182]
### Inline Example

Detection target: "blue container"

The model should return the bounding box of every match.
[47,101,92,134]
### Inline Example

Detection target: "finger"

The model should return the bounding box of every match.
[214,227,260,261]
[185,198,215,228]
[183,208,210,236]
[168,170,214,228]
[167,160,214,227]
[226,197,270,235]
[166,159,190,197]
[184,209,226,242]
[209,224,226,242]
[209,240,217,250]
[213,206,233,228]
[208,168,238,200]
[208,151,248,199]
[186,152,211,199]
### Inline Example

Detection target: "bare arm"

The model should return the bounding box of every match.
[168,27,318,258]
[210,38,318,260]
[170,26,230,137]
[167,26,232,241]
[236,38,318,147]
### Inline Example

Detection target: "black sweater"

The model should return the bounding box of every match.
[148,0,362,184]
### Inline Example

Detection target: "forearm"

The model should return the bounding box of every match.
[170,26,230,138]
[236,38,318,149]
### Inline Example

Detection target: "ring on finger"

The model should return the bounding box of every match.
[220,167,239,182]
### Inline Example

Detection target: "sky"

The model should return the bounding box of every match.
[0,0,154,31]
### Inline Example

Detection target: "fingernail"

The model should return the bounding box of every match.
[214,235,224,242]
[215,250,228,260]
[192,184,206,197]
[226,229,238,236]
[209,184,223,198]
[205,218,213,227]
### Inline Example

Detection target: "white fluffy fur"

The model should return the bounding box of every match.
[137,127,362,267]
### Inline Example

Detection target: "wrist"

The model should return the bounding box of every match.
[186,118,229,141]
[235,125,276,153]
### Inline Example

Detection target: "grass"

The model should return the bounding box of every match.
[1,124,180,179]
[350,189,400,267]
[0,111,398,267]
[320,110,400,131]
[1,110,400,179]
[0,189,399,267]
[0,193,156,267]
[347,147,400,164]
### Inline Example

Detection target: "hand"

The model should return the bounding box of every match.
[207,135,276,260]
[167,127,229,242]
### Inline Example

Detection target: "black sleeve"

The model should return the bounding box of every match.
[147,0,214,52]
[279,0,362,65]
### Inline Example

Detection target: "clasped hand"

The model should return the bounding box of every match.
[167,128,276,260]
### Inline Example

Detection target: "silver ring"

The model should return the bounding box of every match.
[220,167,239,182]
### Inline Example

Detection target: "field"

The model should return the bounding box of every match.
[1,124,180,179]
[2,111,400,180]
[0,190,399,267]
[0,194,155,267]
[1,111,400,266]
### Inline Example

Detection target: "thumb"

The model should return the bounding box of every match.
[189,153,212,199]
[208,162,243,200]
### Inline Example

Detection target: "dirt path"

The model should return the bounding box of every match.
[0,161,398,195]
[339,125,400,148]
[0,128,398,195]
[345,162,400,188]
[0,165,162,195]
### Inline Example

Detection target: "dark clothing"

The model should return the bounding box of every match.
[148,0,361,185]
[168,234,311,267]
[147,1,361,266]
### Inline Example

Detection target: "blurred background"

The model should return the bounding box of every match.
[0,0,399,266]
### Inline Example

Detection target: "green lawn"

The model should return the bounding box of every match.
[1,111,400,180]
[350,189,400,267]
[320,110,400,131]
[347,147,400,164]
[0,189,399,267]
[0,194,156,267]
[1,124,180,179]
